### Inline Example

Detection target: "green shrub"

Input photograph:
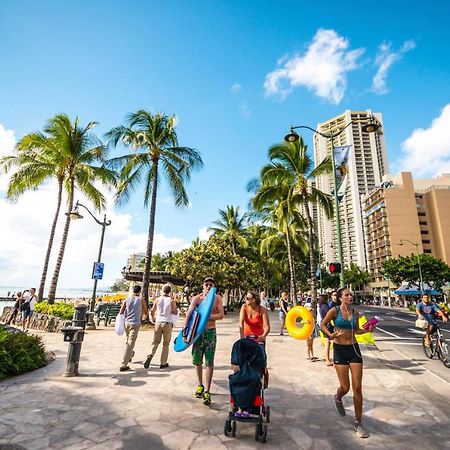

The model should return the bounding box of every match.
[35,301,74,320]
[0,326,47,380]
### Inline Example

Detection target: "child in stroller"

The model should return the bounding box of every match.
[224,337,270,442]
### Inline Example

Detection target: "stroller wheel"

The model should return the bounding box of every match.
[224,419,232,437]
[255,423,267,443]
[265,405,271,423]
[231,420,237,437]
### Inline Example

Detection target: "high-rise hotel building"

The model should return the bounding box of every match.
[314,110,388,269]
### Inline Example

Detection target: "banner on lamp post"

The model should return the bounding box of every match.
[333,145,351,202]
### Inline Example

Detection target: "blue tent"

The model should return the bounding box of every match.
[394,284,441,296]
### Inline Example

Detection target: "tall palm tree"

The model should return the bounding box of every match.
[106,111,203,305]
[260,137,333,304]
[209,205,248,254]
[0,114,115,303]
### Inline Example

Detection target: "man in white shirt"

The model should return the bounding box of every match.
[259,291,269,310]
[22,287,37,330]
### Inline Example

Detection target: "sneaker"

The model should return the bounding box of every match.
[354,422,369,438]
[203,391,211,406]
[143,355,153,369]
[159,363,169,369]
[119,366,131,372]
[334,395,346,416]
[195,384,204,398]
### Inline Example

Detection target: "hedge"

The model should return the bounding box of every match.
[34,301,75,320]
[0,326,47,380]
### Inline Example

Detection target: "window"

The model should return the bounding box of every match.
[420,230,429,235]
[419,221,427,225]
[424,249,432,254]
[418,212,426,217]
[422,239,430,244]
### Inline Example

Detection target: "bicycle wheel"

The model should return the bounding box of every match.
[423,336,435,359]
[439,339,450,368]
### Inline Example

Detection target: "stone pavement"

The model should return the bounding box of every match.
[1,310,450,450]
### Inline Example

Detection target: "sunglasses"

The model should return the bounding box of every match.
[204,283,213,287]
[246,296,254,300]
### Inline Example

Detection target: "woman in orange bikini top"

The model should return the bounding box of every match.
[239,290,270,343]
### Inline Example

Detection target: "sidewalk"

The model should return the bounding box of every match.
[1,311,449,450]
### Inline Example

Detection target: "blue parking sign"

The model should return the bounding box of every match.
[92,262,104,280]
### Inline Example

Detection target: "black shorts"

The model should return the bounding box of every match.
[333,343,363,365]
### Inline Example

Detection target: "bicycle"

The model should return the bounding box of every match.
[422,323,450,368]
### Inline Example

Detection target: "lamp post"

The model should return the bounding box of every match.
[399,239,424,296]
[68,200,111,329]
[284,116,381,288]
[318,242,333,293]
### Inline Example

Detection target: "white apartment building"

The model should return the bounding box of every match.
[314,110,389,269]
[126,252,146,271]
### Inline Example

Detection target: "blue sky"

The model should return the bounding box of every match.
[1,1,449,291]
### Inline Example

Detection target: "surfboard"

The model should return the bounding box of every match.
[173,287,216,352]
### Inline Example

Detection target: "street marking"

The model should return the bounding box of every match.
[407,328,425,335]
[389,316,415,324]
[390,342,422,346]
[376,327,401,338]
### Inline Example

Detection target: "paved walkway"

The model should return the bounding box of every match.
[1,311,450,450]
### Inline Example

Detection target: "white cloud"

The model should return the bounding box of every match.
[0,123,190,294]
[264,29,364,104]
[372,39,416,94]
[397,104,450,177]
[230,83,242,93]
[198,226,212,241]
[239,102,251,118]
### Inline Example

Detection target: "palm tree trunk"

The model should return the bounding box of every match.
[142,162,159,306]
[285,227,297,306]
[48,179,75,304]
[304,200,317,306]
[38,178,63,302]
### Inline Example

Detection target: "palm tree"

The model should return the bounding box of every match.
[261,137,333,305]
[209,205,248,254]
[106,111,203,305]
[0,114,115,303]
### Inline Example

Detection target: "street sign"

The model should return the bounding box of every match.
[92,262,104,280]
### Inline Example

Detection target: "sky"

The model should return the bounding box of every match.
[1,0,449,293]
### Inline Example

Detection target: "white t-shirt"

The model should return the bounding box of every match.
[260,297,269,309]
[156,295,173,323]
[24,292,37,310]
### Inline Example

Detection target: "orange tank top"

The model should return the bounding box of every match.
[243,305,264,337]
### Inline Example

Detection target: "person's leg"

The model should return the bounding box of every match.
[160,323,172,365]
[334,364,351,400]
[203,329,217,402]
[349,363,363,423]
[150,322,163,357]
[325,338,332,364]
[192,335,204,395]
[279,314,285,335]
[121,325,139,367]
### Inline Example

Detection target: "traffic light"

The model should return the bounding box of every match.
[328,262,342,274]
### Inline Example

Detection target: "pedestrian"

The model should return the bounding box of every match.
[21,288,37,331]
[320,287,374,439]
[328,290,340,308]
[144,283,178,369]
[305,304,319,361]
[184,276,224,406]
[7,291,23,325]
[259,291,269,310]
[119,285,148,372]
[278,291,289,336]
[318,293,334,366]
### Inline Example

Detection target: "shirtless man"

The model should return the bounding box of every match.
[184,276,224,405]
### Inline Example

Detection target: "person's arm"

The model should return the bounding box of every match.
[258,308,270,342]
[354,310,368,334]
[210,295,225,321]
[171,299,178,315]
[416,303,424,320]
[150,299,158,322]
[141,299,149,318]
[436,305,448,322]
[184,295,200,326]
[119,299,126,314]
[239,305,246,338]
[320,307,342,339]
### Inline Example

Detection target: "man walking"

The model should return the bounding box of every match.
[144,283,178,369]
[119,285,148,372]
[184,276,224,405]
[22,288,37,330]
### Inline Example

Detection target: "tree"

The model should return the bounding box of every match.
[106,111,203,305]
[110,279,130,292]
[167,235,262,296]
[344,263,371,292]
[382,254,450,291]
[209,205,248,254]
[0,114,115,303]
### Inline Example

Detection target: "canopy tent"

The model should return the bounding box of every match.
[394,284,441,296]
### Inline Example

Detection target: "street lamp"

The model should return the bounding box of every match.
[68,200,111,329]
[284,116,381,287]
[399,239,424,296]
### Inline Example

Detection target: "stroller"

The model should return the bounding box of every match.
[224,337,270,443]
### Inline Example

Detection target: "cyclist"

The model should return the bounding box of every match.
[416,294,448,347]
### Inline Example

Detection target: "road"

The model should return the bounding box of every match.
[359,305,450,384]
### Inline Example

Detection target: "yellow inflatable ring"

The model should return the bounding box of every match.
[285,306,315,340]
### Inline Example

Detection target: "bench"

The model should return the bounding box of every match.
[96,303,122,326]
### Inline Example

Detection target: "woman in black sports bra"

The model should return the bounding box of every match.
[320,287,375,439]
